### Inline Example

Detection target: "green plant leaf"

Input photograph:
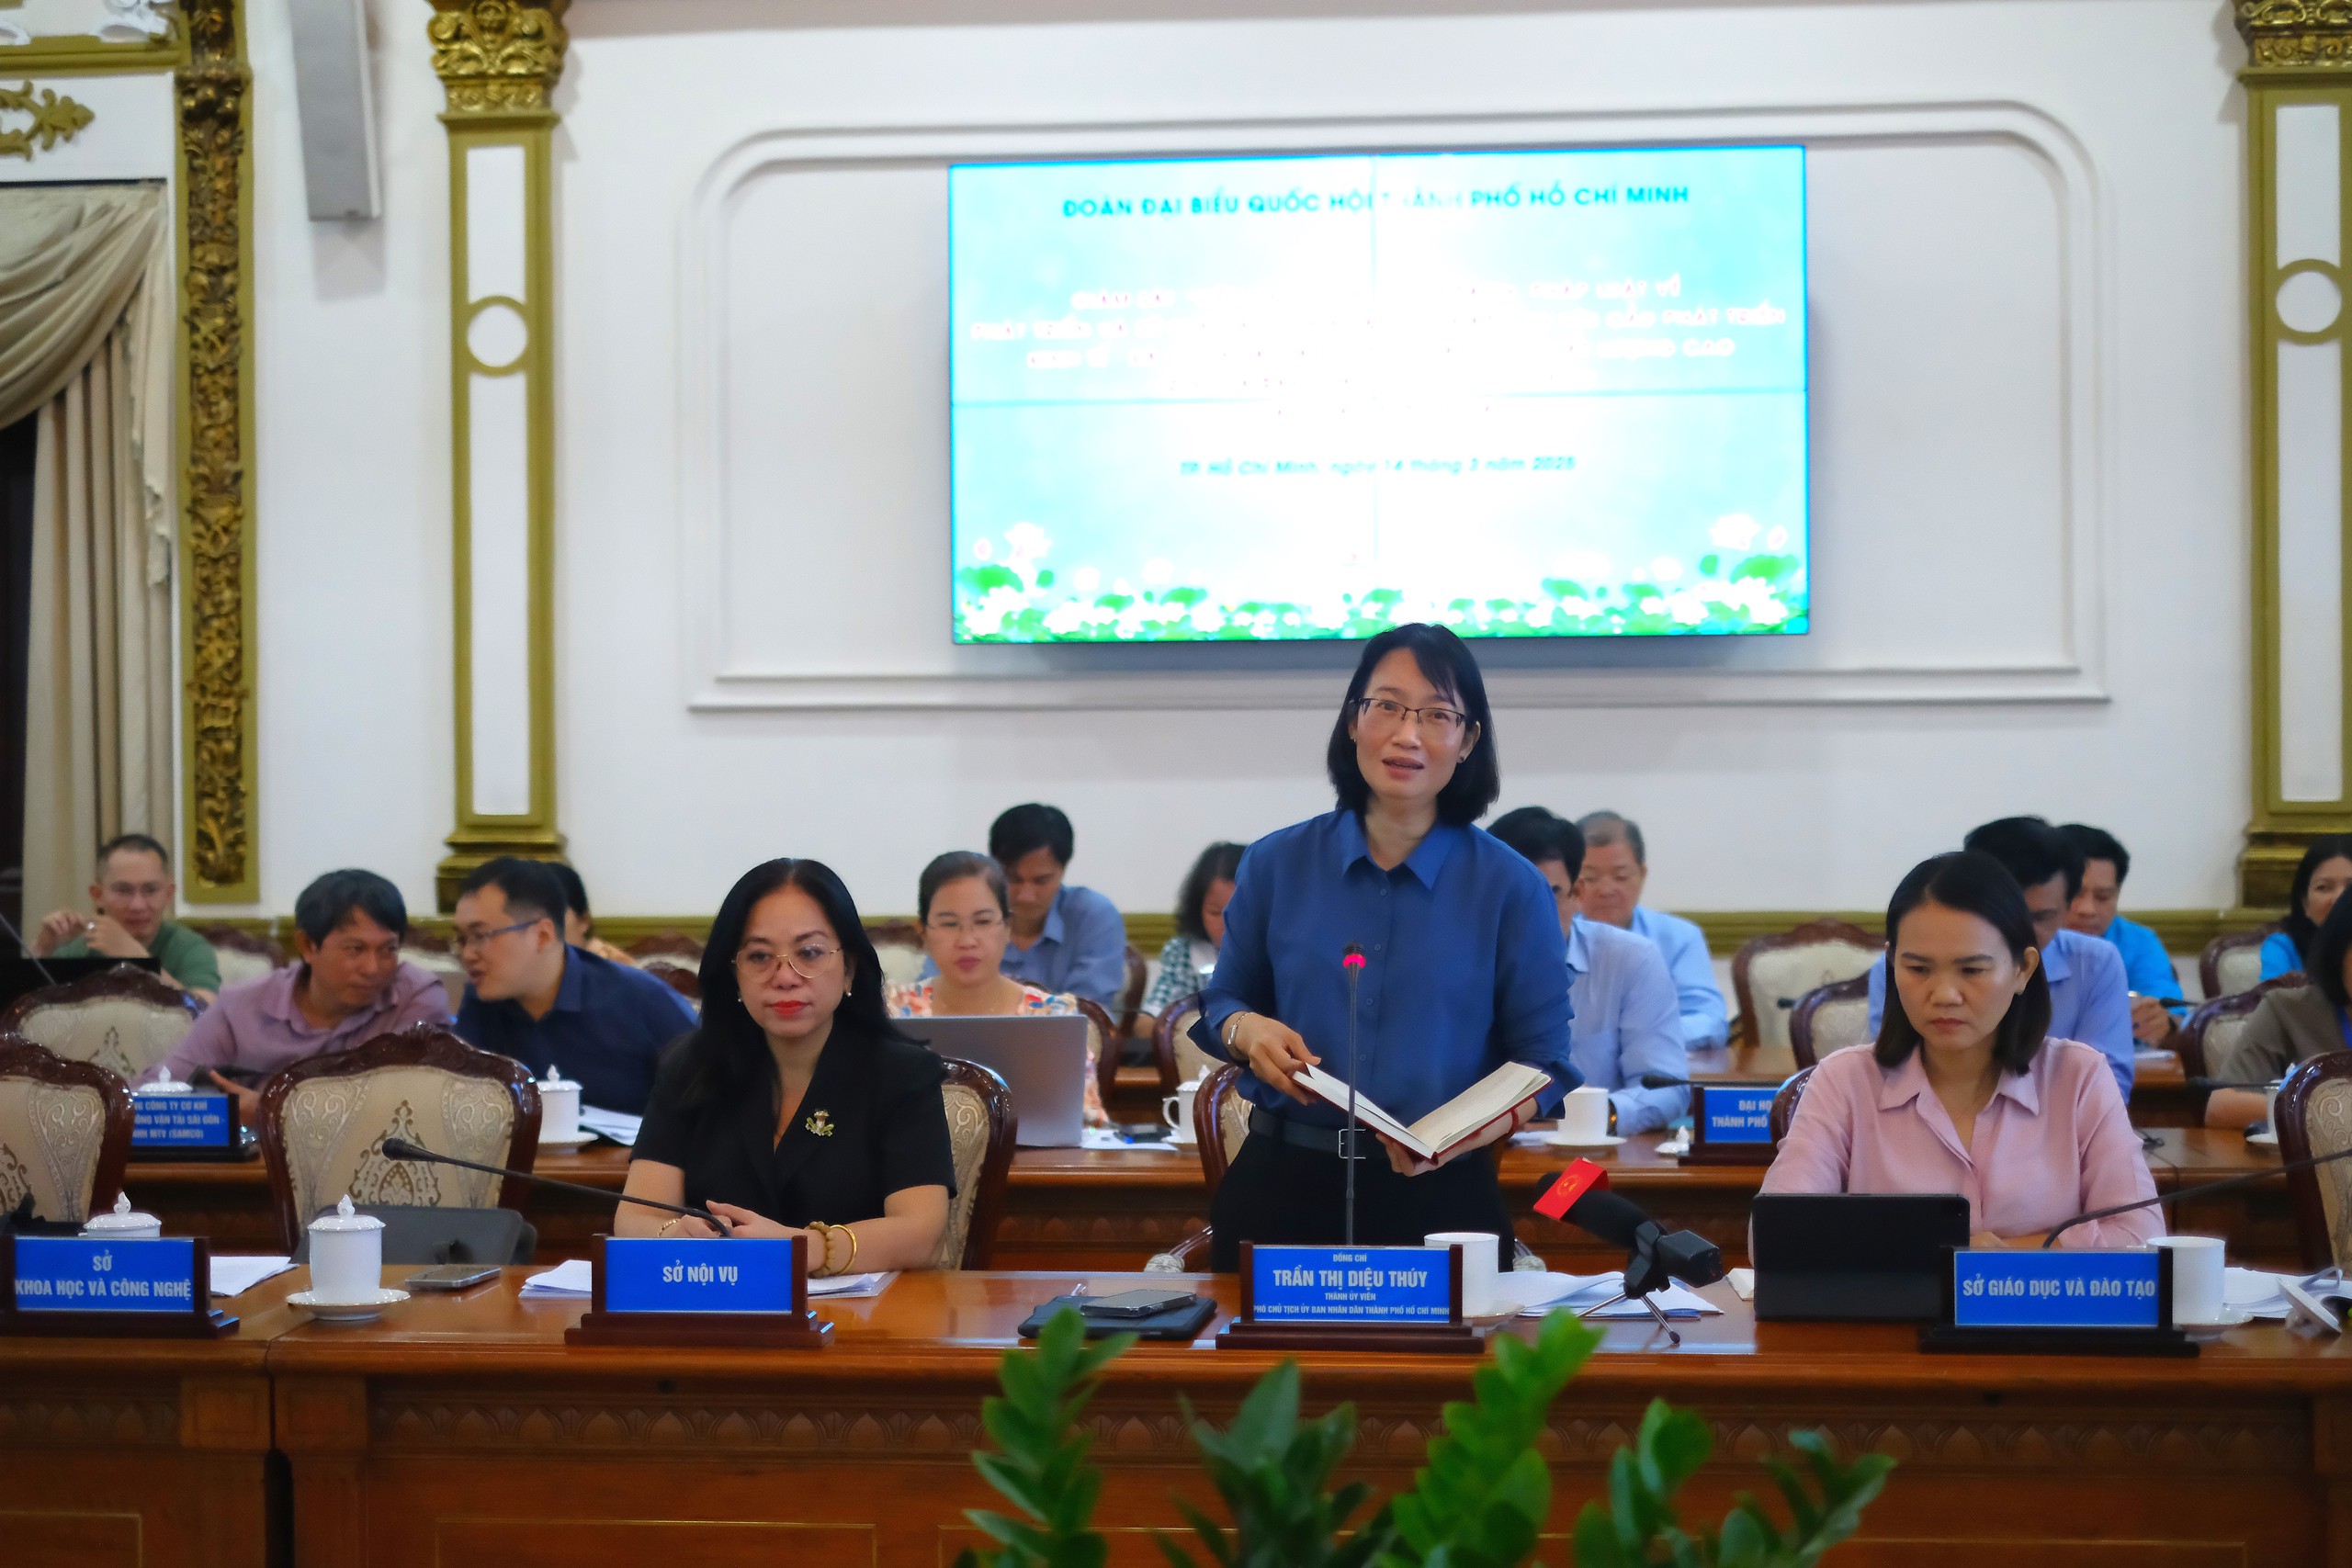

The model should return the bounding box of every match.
[959,1309,1133,1568]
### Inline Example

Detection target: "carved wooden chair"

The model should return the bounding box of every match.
[0,1036,134,1226]
[255,1023,541,1253]
[626,931,705,964]
[1731,919,1883,1052]
[1770,1065,1818,1146]
[1152,990,1216,1093]
[931,1057,1018,1269]
[1075,997,1122,1113]
[195,922,288,988]
[1148,1063,1252,1270]
[1788,976,1874,1070]
[635,952,702,1004]
[2275,1053,2352,1269]
[1114,943,1148,1039]
[2201,924,2282,1001]
[2177,973,2311,1081]
[0,965,201,1081]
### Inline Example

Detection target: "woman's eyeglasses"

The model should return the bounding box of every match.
[735,942,842,981]
[1350,695,1471,740]
[926,912,1005,935]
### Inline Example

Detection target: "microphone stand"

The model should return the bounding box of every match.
[0,907,58,987]
[1341,945,1364,1247]
[2042,1139,2352,1247]
[380,1137,731,1235]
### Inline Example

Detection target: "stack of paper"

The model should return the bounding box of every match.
[1493,1269,1723,1320]
[577,1106,641,1146]
[520,1258,594,1297]
[808,1271,896,1299]
[1080,1127,1179,1152]
[209,1256,294,1297]
[2226,1267,2305,1318]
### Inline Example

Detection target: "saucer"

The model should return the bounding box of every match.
[2177,1305,2254,1330]
[1544,1133,1625,1150]
[2247,1130,2280,1148]
[1168,1134,1197,1147]
[537,1129,598,1148]
[288,1287,409,1322]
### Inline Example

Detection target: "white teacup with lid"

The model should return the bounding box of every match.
[134,1069,192,1097]
[308,1194,385,1303]
[537,1065,582,1144]
[82,1191,161,1240]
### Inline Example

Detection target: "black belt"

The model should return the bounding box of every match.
[1249,1105,1375,1159]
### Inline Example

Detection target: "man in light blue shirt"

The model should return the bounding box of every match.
[987,803,1129,1009]
[2058,822,2186,1046]
[1572,810,1730,1050]
[1492,808,1689,1133]
[1865,816,2135,1101]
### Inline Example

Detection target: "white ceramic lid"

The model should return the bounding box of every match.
[309,1194,384,1234]
[538,1065,580,1091]
[133,1070,193,1096]
[82,1192,161,1233]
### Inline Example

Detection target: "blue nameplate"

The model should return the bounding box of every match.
[13,1236,200,1314]
[133,1093,234,1149]
[1247,1245,1455,1324]
[1951,1248,2163,1331]
[1698,1083,1776,1145]
[600,1237,802,1315]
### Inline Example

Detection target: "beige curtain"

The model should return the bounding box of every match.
[8,185,175,922]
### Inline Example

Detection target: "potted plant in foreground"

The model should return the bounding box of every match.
[956,1308,1890,1568]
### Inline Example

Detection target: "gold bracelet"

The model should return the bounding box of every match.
[838,1224,858,1275]
[658,1215,682,1236]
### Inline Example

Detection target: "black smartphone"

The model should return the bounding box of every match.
[407,1264,501,1292]
[1077,1288,1196,1318]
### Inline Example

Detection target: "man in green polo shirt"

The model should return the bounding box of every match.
[31,832,220,1002]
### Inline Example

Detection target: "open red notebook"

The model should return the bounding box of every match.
[1291,1061,1552,1162]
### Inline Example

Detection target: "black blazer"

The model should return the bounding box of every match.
[633,1023,956,1227]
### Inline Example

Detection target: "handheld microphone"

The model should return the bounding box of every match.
[1340,943,1365,1245]
[0,906,57,987]
[379,1137,729,1234]
[2041,1139,2352,1247]
[1563,1183,1726,1296]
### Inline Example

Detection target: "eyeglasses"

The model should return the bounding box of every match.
[927,912,1005,935]
[454,918,541,954]
[736,942,843,982]
[1350,696,1472,740]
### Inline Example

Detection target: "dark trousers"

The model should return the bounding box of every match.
[1207,1130,1515,1273]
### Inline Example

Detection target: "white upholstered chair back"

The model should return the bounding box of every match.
[209,943,277,987]
[276,1066,518,1224]
[2280,1060,2352,1270]
[2211,941,2268,1001]
[6,972,197,1080]
[1170,1001,1220,1086]
[928,1058,1014,1269]
[1216,1081,1250,1166]
[1790,978,1875,1068]
[0,1047,127,1225]
[1735,924,1883,1053]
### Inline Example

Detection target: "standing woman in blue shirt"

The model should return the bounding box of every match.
[1195,624,1577,1272]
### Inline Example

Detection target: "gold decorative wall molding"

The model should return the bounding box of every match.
[2241,0,2352,75]
[0,81,93,159]
[175,0,258,899]
[426,0,567,116]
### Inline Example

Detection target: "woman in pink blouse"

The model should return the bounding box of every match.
[1763,850,2162,1248]
[888,851,1111,1130]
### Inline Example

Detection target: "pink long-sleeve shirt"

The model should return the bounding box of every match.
[1760,1039,2164,1247]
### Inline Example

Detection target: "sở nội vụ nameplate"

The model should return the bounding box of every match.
[599,1237,803,1314]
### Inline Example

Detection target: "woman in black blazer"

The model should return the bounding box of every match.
[617,859,955,1274]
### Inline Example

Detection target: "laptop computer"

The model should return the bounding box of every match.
[1751,1192,1972,1321]
[0,956,164,1013]
[899,1014,1091,1148]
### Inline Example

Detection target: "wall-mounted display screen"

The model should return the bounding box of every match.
[949,145,1807,643]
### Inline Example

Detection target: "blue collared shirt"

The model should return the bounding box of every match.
[973,883,1128,1010]
[2096,913,2183,1007]
[1195,810,1578,1126]
[1627,906,1730,1049]
[454,945,697,1115]
[2262,929,2305,982]
[1865,927,2134,1101]
[1566,916,1690,1134]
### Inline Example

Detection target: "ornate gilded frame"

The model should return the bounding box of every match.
[1,2,258,902]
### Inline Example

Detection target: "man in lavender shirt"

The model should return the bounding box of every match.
[143,869,451,1119]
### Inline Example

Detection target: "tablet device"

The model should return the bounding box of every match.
[1751,1192,1971,1321]
[899,1014,1091,1147]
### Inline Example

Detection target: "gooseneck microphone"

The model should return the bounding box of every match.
[0,906,57,987]
[1639,1073,1698,1090]
[2041,1140,2352,1247]
[379,1137,729,1234]
[1340,943,1366,1246]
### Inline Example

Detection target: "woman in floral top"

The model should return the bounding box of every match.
[1134,840,1246,1044]
[888,851,1110,1129]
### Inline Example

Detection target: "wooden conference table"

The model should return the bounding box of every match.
[13,1263,2352,1567]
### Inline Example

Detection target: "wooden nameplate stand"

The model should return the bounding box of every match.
[0,1232,238,1338]
[128,1091,248,1163]
[566,1235,834,1348]
[1215,1242,1485,1354]
[1676,1083,1781,1166]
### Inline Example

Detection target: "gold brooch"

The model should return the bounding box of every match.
[804,1110,835,1137]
